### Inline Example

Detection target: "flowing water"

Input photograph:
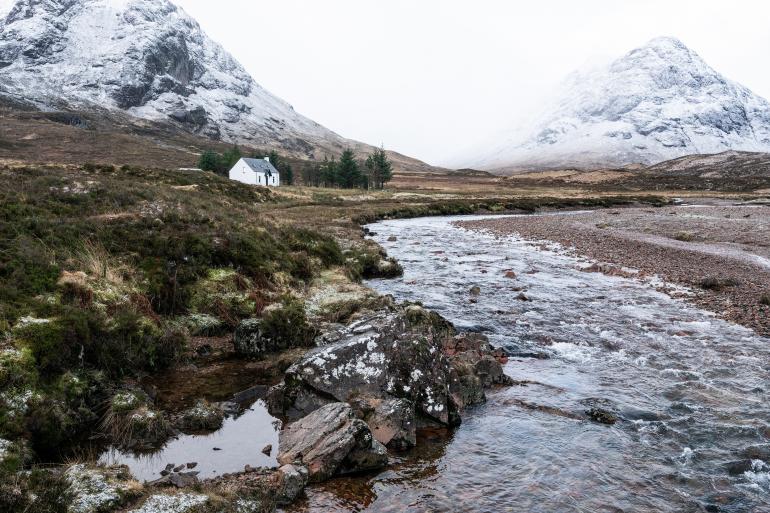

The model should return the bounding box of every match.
[290,214,770,513]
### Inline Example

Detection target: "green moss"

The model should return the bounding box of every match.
[405,304,455,340]
[189,269,257,326]
[0,347,37,392]
[261,297,317,349]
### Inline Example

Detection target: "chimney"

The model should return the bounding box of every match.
[264,156,270,163]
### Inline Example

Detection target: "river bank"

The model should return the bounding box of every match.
[3,162,767,512]
[0,163,672,512]
[458,202,770,336]
[289,215,770,513]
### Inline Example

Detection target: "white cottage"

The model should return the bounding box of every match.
[228,157,280,187]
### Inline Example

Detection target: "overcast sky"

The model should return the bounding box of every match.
[175,0,770,165]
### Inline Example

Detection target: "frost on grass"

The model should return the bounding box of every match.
[129,493,209,513]
[66,464,139,513]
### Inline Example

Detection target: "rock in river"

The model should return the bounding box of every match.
[277,402,387,482]
[268,307,460,426]
[268,305,512,439]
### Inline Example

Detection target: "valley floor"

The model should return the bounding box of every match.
[1,161,769,512]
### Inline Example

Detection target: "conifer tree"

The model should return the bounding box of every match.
[337,149,361,188]
[198,150,220,172]
[365,147,393,189]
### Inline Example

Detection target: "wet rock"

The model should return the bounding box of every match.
[585,408,618,425]
[269,308,459,426]
[443,333,512,409]
[175,400,224,432]
[195,344,213,357]
[504,271,517,279]
[724,459,755,475]
[739,444,770,462]
[262,444,272,456]
[186,462,197,469]
[168,471,199,488]
[66,464,140,513]
[387,236,398,242]
[365,398,416,451]
[469,285,481,296]
[277,403,388,482]
[276,464,309,505]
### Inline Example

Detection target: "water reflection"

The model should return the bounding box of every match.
[99,400,280,482]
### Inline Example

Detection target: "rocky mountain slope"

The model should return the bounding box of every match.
[0,0,437,171]
[460,37,770,172]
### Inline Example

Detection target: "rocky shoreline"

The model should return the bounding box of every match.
[457,203,770,336]
[43,303,512,513]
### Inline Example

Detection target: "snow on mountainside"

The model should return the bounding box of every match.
[460,37,770,172]
[0,0,374,159]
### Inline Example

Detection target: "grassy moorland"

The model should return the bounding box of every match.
[0,160,695,511]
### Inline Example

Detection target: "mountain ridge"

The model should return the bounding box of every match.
[458,37,770,173]
[0,0,441,172]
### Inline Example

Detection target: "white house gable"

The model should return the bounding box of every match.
[228,157,280,187]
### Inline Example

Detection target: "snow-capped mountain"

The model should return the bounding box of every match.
[0,0,367,159]
[459,37,770,172]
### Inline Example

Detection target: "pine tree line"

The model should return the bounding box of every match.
[198,146,392,189]
[299,148,393,189]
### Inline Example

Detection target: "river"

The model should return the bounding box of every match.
[289,214,770,513]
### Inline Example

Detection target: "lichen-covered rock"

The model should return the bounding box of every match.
[233,319,269,357]
[128,493,209,513]
[175,400,224,432]
[66,464,141,513]
[444,332,512,409]
[365,398,416,451]
[275,464,308,505]
[268,309,460,426]
[277,403,387,482]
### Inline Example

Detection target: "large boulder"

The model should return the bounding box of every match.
[268,308,460,426]
[277,403,388,482]
[365,398,416,451]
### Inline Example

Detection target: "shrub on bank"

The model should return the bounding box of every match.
[260,296,317,349]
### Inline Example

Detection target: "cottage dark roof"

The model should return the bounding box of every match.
[241,158,278,175]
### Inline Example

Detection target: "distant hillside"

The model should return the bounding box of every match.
[0,102,443,174]
[0,0,442,174]
[502,151,770,192]
[457,37,770,172]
